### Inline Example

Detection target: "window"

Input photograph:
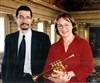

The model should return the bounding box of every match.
[0,17,4,53]
[37,22,43,32]
[51,24,55,44]
[0,17,4,72]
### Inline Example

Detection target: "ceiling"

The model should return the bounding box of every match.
[48,0,100,12]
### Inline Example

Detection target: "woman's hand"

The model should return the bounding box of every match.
[47,70,75,83]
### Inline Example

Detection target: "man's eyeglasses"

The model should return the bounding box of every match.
[17,15,31,19]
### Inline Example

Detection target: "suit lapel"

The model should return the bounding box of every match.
[13,32,19,64]
[31,30,41,74]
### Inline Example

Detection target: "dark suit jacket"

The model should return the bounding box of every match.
[1,29,51,82]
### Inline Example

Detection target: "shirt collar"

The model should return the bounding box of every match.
[19,29,32,39]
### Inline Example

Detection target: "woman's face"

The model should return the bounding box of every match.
[57,17,73,38]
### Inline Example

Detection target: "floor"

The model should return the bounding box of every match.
[0,79,2,83]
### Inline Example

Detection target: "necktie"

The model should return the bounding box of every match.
[17,35,26,74]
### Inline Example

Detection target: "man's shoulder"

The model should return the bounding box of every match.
[32,30,49,38]
[6,31,19,38]
[31,30,50,44]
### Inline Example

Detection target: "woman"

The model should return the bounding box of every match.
[43,13,94,83]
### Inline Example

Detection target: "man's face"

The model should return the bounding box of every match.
[16,10,32,30]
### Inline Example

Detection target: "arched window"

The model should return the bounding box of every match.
[0,17,4,57]
[37,22,44,32]
[0,17,5,73]
[51,24,55,44]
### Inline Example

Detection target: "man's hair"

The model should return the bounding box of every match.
[16,5,32,17]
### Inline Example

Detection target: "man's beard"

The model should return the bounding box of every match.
[20,23,29,30]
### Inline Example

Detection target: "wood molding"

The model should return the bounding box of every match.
[0,0,68,21]
[69,10,100,25]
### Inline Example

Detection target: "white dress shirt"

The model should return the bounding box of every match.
[18,29,32,75]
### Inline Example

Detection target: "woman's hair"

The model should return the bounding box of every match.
[55,13,77,35]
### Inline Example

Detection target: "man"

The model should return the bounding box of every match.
[1,5,51,83]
